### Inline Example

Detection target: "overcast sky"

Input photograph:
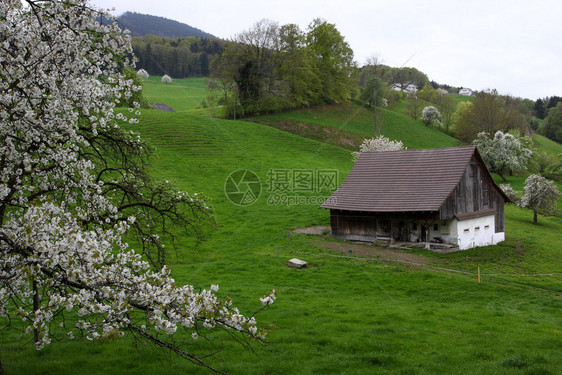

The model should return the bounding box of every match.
[90,0,562,100]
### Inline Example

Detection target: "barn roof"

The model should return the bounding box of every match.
[321,146,492,212]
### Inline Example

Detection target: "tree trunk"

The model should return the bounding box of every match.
[533,211,538,224]
[500,173,507,182]
[0,354,4,375]
[33,280,39,345]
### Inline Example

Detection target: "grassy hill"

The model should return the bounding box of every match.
[3,78,561,375]
[249,103,463,150]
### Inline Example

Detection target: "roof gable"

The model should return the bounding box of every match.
[322,146,481,212]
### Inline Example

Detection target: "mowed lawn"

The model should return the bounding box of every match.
[2,80,561,375]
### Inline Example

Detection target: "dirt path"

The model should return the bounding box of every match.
[292,226,331,235]
[313,240,432,266]
[151,103,175,112]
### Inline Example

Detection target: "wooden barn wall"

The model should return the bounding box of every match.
[439,155,505,232]
[330,210,439,239]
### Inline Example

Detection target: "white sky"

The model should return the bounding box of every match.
[90,0,562,100]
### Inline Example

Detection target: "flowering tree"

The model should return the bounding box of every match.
[520,175,560,224]
[0,1,274,372]
[161,74,172,83]
[421,106,442,127]
[352,136,406,161]
[499,184,521,205]
[473,131,533,181]
[137,68,149,79]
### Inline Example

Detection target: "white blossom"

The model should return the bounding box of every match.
[351,136,406,161]
[0,0,274,369]
[161,74,172,83]
[421,106,442,127]
[473,131,533,181]
[136,69,149,79]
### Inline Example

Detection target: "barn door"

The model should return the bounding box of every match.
[421,225,428,242]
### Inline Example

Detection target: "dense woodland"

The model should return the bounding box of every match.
[116,11,213,38]
[132,35,224,78]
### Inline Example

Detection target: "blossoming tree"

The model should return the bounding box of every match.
[352,136,406,161]
[137,68,150,79]
[473,131,533,181]
[520,174,560,224]
[0,1,274,372]
[421,106,442,127]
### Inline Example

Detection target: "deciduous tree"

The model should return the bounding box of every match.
[352,136,406,161]
[421,106,442,127]
[473,131,533,181]
[456,90,527,142]
[519,175,559,224]
[542,102,562,142]
[0,1,274,372]
[306,18,356,104]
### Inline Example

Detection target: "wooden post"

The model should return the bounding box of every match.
[477,267,480,284]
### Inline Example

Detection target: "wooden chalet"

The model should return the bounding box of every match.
[321,146,509,251]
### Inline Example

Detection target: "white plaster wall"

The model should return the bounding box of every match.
[455,215,504,250]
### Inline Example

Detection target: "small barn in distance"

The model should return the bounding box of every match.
[321,146,509,251]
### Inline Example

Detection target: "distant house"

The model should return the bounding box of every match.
[458,88,473,96]
[390,83,418,94]
[321,146,509,251]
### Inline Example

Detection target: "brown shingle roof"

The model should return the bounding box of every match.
[321,146,477,212]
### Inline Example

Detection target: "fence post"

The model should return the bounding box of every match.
[477,267,480,284]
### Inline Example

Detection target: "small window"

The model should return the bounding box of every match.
[475,226,480,232]
[464,228,470,233]
[484,225,490,230]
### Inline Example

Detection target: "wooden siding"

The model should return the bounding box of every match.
[330,210,439,240]
[439,155,505,232]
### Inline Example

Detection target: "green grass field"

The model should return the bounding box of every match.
[2,78,561,375]
[142,76,209,113]
[249,103,463,150]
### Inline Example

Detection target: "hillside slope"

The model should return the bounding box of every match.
[116,11,214,38]
[249,103,463,150]
[3,79,561,375]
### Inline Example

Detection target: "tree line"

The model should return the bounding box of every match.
[131,35,225,78]
[116,11,214,38]
[208,19,356,117]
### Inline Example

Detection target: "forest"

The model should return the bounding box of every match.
[131,35,225,78]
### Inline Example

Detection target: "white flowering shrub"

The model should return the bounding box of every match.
[473,131,533,181]
[520,174,560,223]
[161,74,172,83]
[0,1,274,371]
[352,136,406,161]
[421,106,442,127]
[499,184,521,205]
[137,68,149,79]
